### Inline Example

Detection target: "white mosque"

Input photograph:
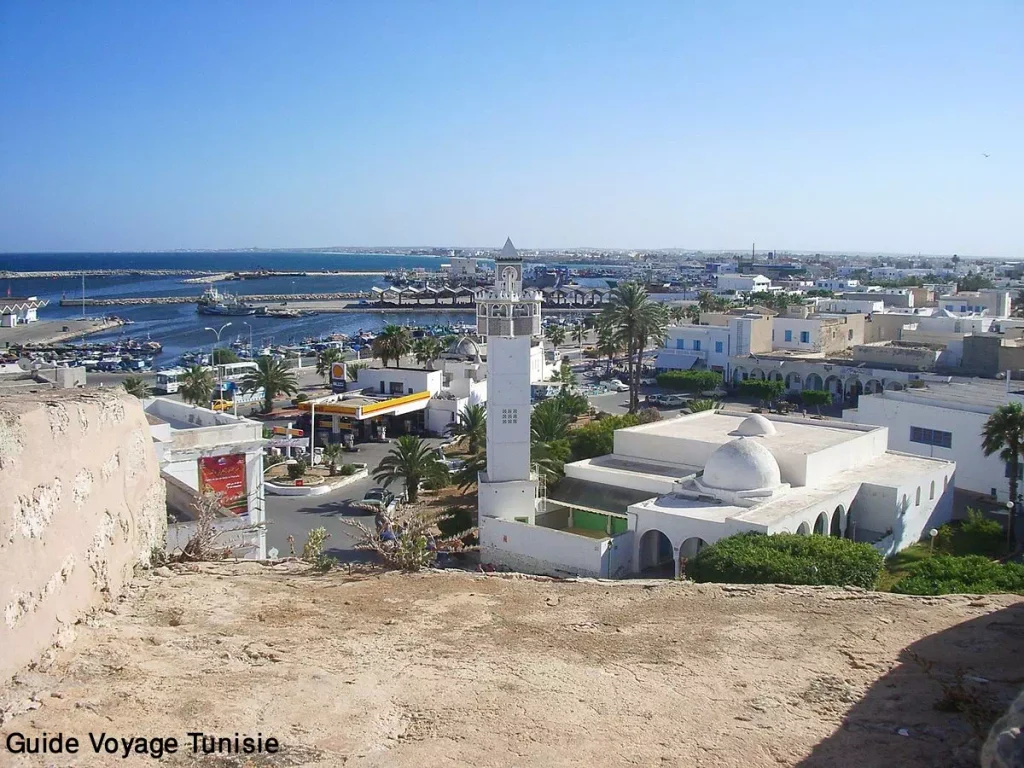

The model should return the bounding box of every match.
[476,240,957,578]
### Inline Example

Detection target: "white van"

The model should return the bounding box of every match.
[607,380,630,392]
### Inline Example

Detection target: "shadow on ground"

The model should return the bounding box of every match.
[799,602,1024,767]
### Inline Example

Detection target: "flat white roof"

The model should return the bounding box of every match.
[622,410,877,455]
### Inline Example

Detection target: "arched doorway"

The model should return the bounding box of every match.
[845,378,863,402]
[678,537,707,577]
[750,368,765,380]
[769,371,784,383]
[831,505,846,537]
[733,367,747,385]
[824,375,843,397]
[883,380,904,391]
[785,372,803,392]
[638,529,674,577]
[813,512,829,535]
[805,373,823,391]
[864,379,882,394]
[796,521,811,535]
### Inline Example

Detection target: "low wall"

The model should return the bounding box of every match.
[0,389,166,683]
[480,517,621,578]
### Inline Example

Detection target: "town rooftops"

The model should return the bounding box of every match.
[861,378,1024,412]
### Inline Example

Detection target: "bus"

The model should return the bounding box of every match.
[153,362,258,395]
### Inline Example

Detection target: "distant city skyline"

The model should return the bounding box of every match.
[1,2,1021,257]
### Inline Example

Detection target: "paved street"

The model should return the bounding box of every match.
[263,437,444,561]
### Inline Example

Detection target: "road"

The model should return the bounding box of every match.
[264,437,444,561]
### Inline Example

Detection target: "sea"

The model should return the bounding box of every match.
[0,251,477,364]
[2,251,615,365]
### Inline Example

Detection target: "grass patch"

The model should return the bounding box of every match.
[877,543,934,591]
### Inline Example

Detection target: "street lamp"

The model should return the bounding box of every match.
[242,321,253,358]
[1007,500,1016,548]
[204,322,233,400]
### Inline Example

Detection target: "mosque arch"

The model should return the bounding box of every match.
[864,379,882,394]
[805,373,823,391]
[638,529,674,577]
[769,371,784,382]
[733,366,748,385]
[785,372,803,391]
[845,377,863,398]
[813,512,829,535]
[823,375,843,395]
[831,505,846,537]
[883,380,904,391]
[678,538,708,577]
[796,521,811,535]
[750,368,765,381]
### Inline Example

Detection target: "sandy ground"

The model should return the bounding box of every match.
[1,563,1022,768]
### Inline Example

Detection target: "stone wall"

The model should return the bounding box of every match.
[0,389,165,683]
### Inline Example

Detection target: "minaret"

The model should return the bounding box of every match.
[477,237,542,522]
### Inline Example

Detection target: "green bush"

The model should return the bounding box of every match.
[935,509,1005,557]
[800,390,832,410]
[688,532,884,589]
[286,459,307,481]
[891,555,1024,596]
[570,414,640,460]
[338,463,356,477]
[656,370,723,393]
[738,378,785,402]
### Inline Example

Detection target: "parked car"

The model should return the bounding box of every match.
[659,394,688,408]
[210,399,233,411]
[361,487,396,512]
[639,377,657,386]
[607,379,630,392]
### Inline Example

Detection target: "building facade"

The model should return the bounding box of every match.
[716,274,771,294]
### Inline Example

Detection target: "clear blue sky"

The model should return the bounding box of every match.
[1,1,1021,256]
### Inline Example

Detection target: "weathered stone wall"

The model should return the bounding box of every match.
[0,389,165,683]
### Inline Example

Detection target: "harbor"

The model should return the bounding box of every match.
[0,317,128,347]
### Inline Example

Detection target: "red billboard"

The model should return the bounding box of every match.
[198,454,248,515]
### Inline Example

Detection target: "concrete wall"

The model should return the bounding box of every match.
[852,343,942,370]
[356,367,442,396]
[479,516,618,578]
[864,313,916,343]
[0,389,166,683]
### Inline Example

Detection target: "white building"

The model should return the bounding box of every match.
[844,379,1022,503]
[476,238,543,528]
[0,296,47,326]
[654,314,772,380]
[938,290,1011,317]
[815,278,860,292]
[444,255,478,277]
[143,398,267,559]
[716,274,771,294]
[815,298,884,315]
[481,409,954,578]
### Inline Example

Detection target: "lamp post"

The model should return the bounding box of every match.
[1007,500,1016,548]
[204,322,232,401]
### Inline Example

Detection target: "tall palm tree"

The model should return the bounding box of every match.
[601,281,668,412]
[572,322,586,347]
[447,403,487,454]
[669,305,686,324]
[545,324,566,348]
[982,401,1024,544]
[372,324,412,368]
[595,320,619,376]
[555,361,577,391]
[122,374,150,399]
[683,305,701,324]
[316,348,342,384]
[346,362,368,382]
[373,435,445,503]
[179,366,215,407]
[413,336,444,370]
[242,356,298,413]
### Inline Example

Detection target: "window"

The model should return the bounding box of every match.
[930,481,935,500]
[693,340,701,351]
[389,381,404,395]
[910,426,952,448]
[800,331,810,343]
[848,330,853,340]
[676,338,686,350]
[784,330,793,342]
[715,341,723,353]
[915,487,921,506]
[501,408,518,425]
[945,305,954,311]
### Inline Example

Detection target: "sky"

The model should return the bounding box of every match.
[1,1,1021,256]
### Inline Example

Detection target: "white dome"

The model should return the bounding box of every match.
[735,414,777,437]
[701,438,781,492]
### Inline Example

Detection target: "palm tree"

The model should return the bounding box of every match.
[122,374,150,399]
[595,320,619,376]
[372,325,412,368]
[555,361,577,391]
[316,348,342,384]
[447,403,487,454]
[321,443,345,476]
[683,304,701,324]
[179,366,215,407]
[413,336,444,370]
[545,324,566,348]
[669,305,686,324]
[531,399,571,443]
[982,401,1024,545]
[600,281,668,412]
[373,435,445,503]
[572,322,586,347]
[346,362,368,382]
[686,398,722,413]
[241,356,298,413]
[697,290,716,313]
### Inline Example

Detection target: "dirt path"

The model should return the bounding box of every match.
[2,563,1021,767]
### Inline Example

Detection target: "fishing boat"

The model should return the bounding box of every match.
[196,286,262,316]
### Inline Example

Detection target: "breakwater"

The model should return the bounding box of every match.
[4,268,388,280]
[60,292,369,307]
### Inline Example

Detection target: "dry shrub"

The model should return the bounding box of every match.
[341,504,476,571]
